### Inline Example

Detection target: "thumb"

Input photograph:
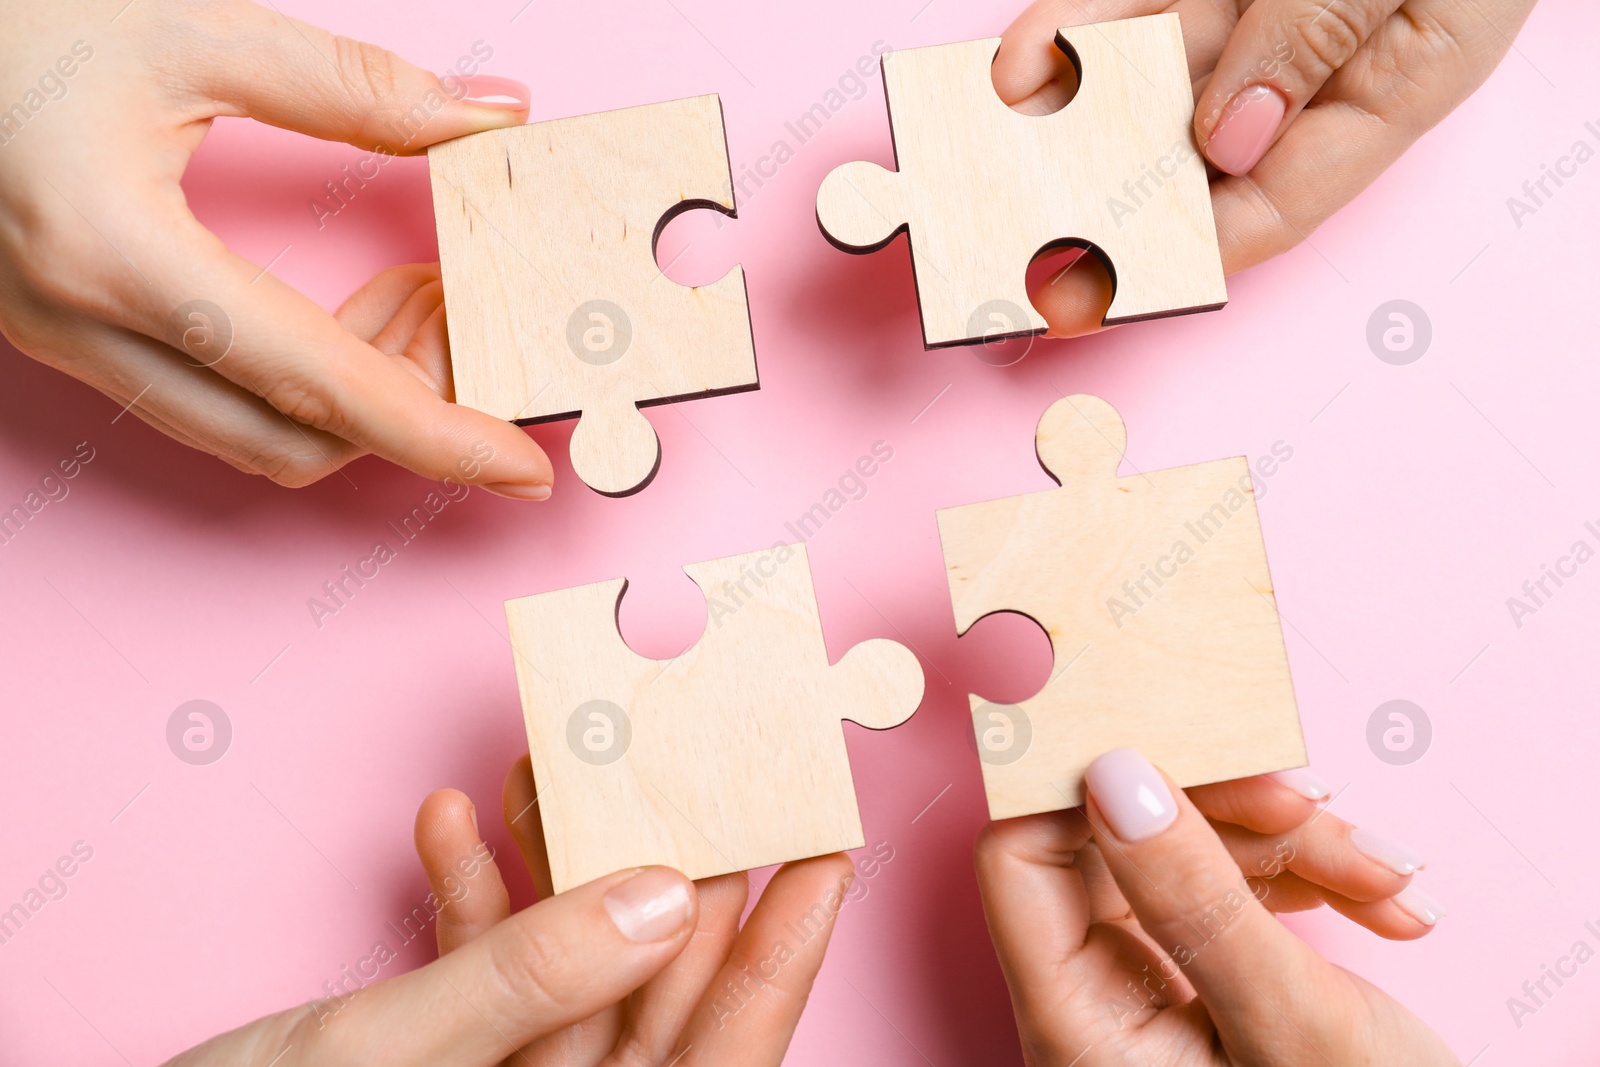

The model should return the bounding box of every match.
[1083,748,1350,1063]
[305,867,696,1064]
[192,1,527,152]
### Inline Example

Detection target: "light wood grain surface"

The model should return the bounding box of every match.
[429,94,757,495]
[817,14,1226,347]
[937,395,1304,817]
[505,544,925,893]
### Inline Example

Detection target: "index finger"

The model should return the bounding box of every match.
[1083,748,1349,1061]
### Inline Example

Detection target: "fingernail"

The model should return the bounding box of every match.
[467,802,479,836]
[1350,827,1426,876]
[1205,84,1286,176]
[1268,768,1331,802]
[1086,748,1178,842]
[484,481,552,501]
[457,74,531,112]
[1395,885,1447,926]
[604,868,692,942]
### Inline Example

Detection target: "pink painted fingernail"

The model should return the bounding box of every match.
[604,868,693,942]
[1395,885,1447,926]
[1205,84,1287,176]
[1268,768,1331,802]
[1086,748,1178,842]
[484,481,552,501]
[457,74,531,111]
[1350,828,1425,876]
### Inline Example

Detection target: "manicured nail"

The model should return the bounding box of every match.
[1205,84,1287,176]
[1268,768,1331,802]
[1086,748,1178,842]
[457,74,531,111]
[484,481,551,501]
[1394,885,1447,926]
[1350,828,1426,876]
[604,868,692,942]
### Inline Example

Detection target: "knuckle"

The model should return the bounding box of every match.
[608,1037,658,1067]
[332,35,402,110]
[6,229,106,316]
[1290,0,1368,78]
[0,194,166,330]
[262,377,341,435]
[1135,847,1251,943]
[487,921,572,1017]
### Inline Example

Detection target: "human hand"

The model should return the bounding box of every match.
[975,748,1455,1065]
[162,755,853,1066]
[0,0,553,496]
[994,0,1539,336]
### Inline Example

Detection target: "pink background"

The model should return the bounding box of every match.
[2,0,1596,1062]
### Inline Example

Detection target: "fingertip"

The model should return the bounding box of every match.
[459,419,555,498]
[1326,887,1445,941]
[1392,885,1447,932]
[409,76,531,152]
[1085,748,1180,844]
[501,754,537,826]
[455,74,531,110]
[602,866,698,943]
[801,850,856,881]
[484,480,553,501]
[501,754,553,899]
[1348,827,1426,879]
[1200,84,1286,177]
[1266,767,1332,804]
[1189,776,1321,835]
[415,787,475,848]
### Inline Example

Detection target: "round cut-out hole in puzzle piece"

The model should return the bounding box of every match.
[612,568,712,664]
[991,32,1083,116]
[655,200,745,289]
[949,609,1055,707]
[1024,241,1117,342]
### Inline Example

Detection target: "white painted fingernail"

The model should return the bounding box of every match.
[1267,768,1331,802]
[1350,827,1425,876]
[1394,885,1446,926]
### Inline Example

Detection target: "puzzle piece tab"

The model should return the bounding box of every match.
[817,15,1226,347]
[937,395,1304,818]
[505,544,924,893]
[429,95,757,495]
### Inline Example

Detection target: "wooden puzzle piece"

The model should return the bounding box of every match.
[936,395,1304,818]
[504,543,924,893]
[429,94,756,495]
[816,14,1226,347]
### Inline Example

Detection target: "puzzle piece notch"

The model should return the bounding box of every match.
[506,544,925,893]
[1033,393,1128,494]
[815,15,1227,347]
[428,94,757,495]
[680,554,924,730]
[570,398,661,496]
[938,394,1305,819]
[815,159,912,254]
